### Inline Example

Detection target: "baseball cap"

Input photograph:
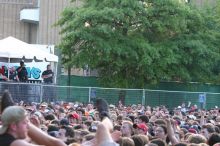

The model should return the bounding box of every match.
[20,60,25,65]
[133,123,148,133]
[71,113,79,119]
[0,106,27,135]
[188,128,197,134]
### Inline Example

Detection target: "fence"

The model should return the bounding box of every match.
[0,81,219,109]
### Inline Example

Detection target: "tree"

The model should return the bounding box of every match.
[57,0,220,88]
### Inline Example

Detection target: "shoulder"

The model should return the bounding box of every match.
[47,70,53,73]
[11,139,38,146]
[42,70,47,74]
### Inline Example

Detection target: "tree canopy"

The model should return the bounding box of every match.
[57,0,220,88]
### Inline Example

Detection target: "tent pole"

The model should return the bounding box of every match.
[54,62,58,84]
[7,57,10,79]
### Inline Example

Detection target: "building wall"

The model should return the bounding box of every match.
[38,0,82,45]
[38,0,69,45]
[0,0,38,43]
[0,0,81,44]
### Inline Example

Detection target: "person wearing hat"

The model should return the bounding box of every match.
[0,106,66,146]
[134,123,148,135]
[16,60,28,82]
[68,113,79,126]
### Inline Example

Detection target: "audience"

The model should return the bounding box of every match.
[0,90,220,146]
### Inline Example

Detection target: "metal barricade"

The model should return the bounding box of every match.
[0,81,220,109]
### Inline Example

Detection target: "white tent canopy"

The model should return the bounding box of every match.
[0,36,58,62]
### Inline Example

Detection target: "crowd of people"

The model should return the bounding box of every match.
[0,90,220,146]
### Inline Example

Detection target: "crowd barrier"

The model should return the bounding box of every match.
[0,81,219,109]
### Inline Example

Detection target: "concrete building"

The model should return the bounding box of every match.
[0,0,82,44]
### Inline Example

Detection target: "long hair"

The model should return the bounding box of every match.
[1,90,15,113]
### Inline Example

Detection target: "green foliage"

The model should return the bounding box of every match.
[57,0,220,88]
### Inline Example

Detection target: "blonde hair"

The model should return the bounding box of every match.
[0,106,27,134]
[68,143,81,146]
[119,137,135,146]
[187,134,207,144]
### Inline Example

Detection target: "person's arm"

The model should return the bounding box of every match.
[15,74,19,81]
[15,68,20,81]
[166,117,179,145]
[16,73,20,81]
[28,123,66,146]
[11,139,42,146]
[0,74,8,81]
[200,110,206,125]
[25,68,28,80]
[41,72,53,79]
[44,74,53,78]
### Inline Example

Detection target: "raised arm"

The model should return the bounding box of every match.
[28,123,66,146]
[166,117,179,145]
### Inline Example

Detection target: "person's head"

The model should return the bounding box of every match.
[187,134,207,144]
[174,142,187,146]
[154,119,166,126]
[20,60,25,67]
[68,113,79,124]
[187,144,200,146]
[10,66,16,72]
[146,143,158,146]
[47,64,51,70]
[113,125,121,131]
[50,119,60,126]
[208,133,220,146]
[73,130,82,142]
[87,115,95,121]
[119,137,135,146]
[59,125,75,138]
[121,121,134,137]
[0,106,28,139]
[48,131,60,138]
[44,114,56,121]
[47,124,59,133]
[201,124,215,139]
[150,138,167,146]
[60,118,69,126]
[134,123,148,135]
[117,115,123,125]
[216,116,220,123]
[82,133,95,142]
[86,103,93,111]
[69,143,81,146]
[132,134,149,146]
[179,128,188,139]
[139,115,149,124]
[154,125,167,141]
